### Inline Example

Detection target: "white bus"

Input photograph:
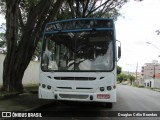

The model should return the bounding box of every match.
[39,18,121,108]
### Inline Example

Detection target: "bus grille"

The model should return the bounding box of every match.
[54,77,96,81]
[59,94,89,99]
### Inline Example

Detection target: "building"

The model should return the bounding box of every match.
[141,62,160,79]
[143,78,160,88]
[141,61,160,88]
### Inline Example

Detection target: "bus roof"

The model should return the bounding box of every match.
[44,18,114,33]
[47,18,113,25]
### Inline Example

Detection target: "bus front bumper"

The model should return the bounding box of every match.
[39,87,116,103]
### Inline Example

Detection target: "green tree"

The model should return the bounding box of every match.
[65,0,128,19]
[0,33,5,47]
[0,23,6,48]
[117,65,122,75]
[1,0,65,92]
[117,73,128,83]
[0,0,128,92]
[128,74,136,85]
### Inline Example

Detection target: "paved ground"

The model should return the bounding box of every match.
[0,93,52,111]
[113,85,160,111]
[0,85,160,120]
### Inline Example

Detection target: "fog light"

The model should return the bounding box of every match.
[47,85,51,90]
[90,95,93,100]
[107,86,112,91]
[42,84,46,88]
[55,94,57,99]
[100,87,105,91]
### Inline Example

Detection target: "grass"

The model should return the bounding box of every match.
[24,84,39,91]
[23,84,39,94]
[0,91,20,99]
[137,85,145,88]
[152,87,160,90]
[151,87,160,92]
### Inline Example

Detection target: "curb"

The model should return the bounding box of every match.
[0,93,20,100]
[128,85,160,92]
[24,101,56,111]
[0,90,38,100]
[152,89,160,92]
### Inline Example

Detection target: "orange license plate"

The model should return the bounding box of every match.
[97,94,110,99]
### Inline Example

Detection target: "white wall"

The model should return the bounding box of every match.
[144,78,160,88]
[0,54,39,85]
[154,79,160,88]
[0,54,4,85]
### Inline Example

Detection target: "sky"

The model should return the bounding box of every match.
[115,0,160,72]
[0,0,160,72]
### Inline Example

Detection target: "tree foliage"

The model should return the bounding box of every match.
[117,73,136,84]
[128,74,136,84]
[0,23,6,47]
[117,65,122,75]
[0,33,5,46]
[60,0,128,20]
[0,0,128,92]
[117,73,128,83]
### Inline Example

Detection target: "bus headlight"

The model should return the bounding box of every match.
[47,85,51,90]
[107,86,112,91]
[100,87,105,91]
[42,84,46,88]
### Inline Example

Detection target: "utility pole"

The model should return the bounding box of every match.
[153,64,156,78]
[136,62,138,80]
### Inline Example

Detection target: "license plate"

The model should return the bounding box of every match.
[97,94,110,99]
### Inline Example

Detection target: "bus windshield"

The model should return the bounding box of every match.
[41,19,115,72]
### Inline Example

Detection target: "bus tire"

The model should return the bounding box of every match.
[105,102,113,108]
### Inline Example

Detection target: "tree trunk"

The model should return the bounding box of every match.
[2,0,22,92]
[1,0,65,92]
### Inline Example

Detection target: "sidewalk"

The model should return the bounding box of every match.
[0,88,52,112]
[151,88,160,92]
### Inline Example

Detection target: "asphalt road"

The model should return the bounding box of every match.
[112,84,160,111]
[25,85,160,120]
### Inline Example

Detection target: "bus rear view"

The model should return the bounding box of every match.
[39,18,121,108]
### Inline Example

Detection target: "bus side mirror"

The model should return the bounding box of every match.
[118,46,121,59]
[116,40,121,60]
